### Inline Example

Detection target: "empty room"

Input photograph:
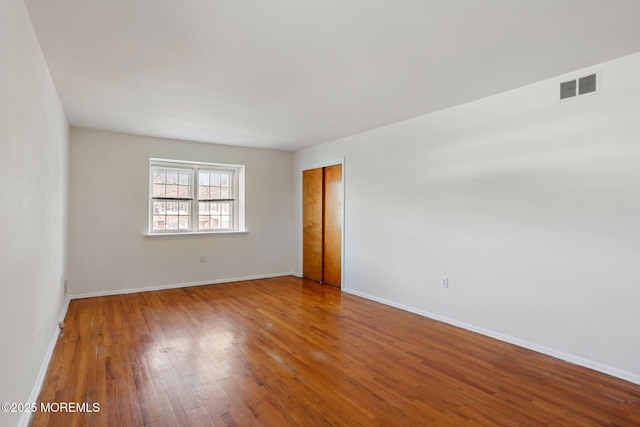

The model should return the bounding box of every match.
[2,0,640,426]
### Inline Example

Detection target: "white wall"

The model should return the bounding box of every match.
[0,0,69,425]
[294,52,640,383]
[68,128,295,295]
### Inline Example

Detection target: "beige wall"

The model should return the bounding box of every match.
[0,1,69,425]
[67,128,295,295]
[295,52,640,384]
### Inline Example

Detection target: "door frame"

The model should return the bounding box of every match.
[299,158,345,288]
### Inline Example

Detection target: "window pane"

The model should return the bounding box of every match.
[200,173,209,186]
[166,216,179,230]
[153,170,166,184]
[153,201,166,214]
[178,185,190,199]
[178,216,189,230]
[153,184,165,198]
[199,216,209,230]
[211,187,221,199]
[166,171,178,184]
[166,185,179,198]
[179,202,190,215]
[198,186,210,200]
[153,215,165,231]
[221,216,231,229]
[179,172,190,185]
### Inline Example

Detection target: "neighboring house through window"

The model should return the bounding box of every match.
[149,158,245,234]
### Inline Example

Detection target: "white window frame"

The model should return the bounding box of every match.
[148,158,245,235]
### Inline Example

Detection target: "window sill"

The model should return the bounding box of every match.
[143,230,249,239]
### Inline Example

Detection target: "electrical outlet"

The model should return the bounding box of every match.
[64,280,68,295]
[200,255,206,263]
[442,277,449,288]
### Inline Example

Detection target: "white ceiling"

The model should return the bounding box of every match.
[24,0,640,151]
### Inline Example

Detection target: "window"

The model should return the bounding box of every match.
[149,158,245,234]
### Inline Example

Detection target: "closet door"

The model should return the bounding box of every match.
[302,164,342,287]
[303,168,324,282]
[322,165,342,287]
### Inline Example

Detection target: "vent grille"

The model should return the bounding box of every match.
[560,73,597,100]
[578,74,597,95]
[560,80,577,99]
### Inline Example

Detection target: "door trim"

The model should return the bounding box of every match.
[299,158,345,288]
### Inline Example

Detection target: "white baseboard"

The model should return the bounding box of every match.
[19,295,71,427]
[342,287,640,386]
[58,295,71,324]
[70,272,297,300]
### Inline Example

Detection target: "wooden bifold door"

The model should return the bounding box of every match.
[303,164,342,287]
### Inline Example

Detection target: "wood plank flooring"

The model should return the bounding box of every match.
[32,276,640,426]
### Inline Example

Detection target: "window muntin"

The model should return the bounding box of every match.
[149,159,244,234]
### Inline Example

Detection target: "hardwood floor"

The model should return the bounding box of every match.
[32,276,640,426]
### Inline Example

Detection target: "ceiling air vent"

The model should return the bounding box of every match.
[560,73,597,100]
